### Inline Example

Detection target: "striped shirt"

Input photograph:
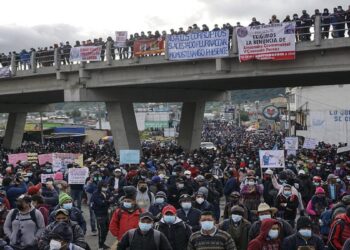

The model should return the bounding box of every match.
[188,228,237,250]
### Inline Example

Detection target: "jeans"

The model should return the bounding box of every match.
[70,189,83,210]
[96,216,109,248]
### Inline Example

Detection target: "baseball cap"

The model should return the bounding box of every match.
[139,212,154,221]
[162,205,176,215]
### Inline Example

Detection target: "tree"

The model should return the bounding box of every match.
[240,111,250,122]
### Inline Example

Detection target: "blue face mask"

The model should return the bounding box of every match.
[299,229,312,238]
[164,215,176,224]
[268,229,279,239]
[123,202,132,209]
[62,203,72,210]
[181,202,192,210]
[155,198,165,204]
[139,222,152,232]
[201,221,214,231]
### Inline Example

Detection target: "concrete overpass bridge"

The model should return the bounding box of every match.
[1,18,350,152]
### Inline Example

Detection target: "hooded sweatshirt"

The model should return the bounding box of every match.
[247,218,281,250]
[136,186,154,211]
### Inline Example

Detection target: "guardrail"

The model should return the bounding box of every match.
[1,16,349,75]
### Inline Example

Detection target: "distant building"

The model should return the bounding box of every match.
[290,85,350,144]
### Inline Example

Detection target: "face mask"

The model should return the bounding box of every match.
[100,168,105,171]
[24,177,28,182]
[231,214,242,223]
[316,167,321,170]
[172,172,177,176]
[248,181,255,186]
[63,203,73,210]
[299,229,312,238]
[181,202,192,210]
[123,202,132,209]
[139,187,147,193]
[259,214,271,221]
[336,167,340,171]
[164,215,176,224]
[49,239,62,250]
[284,191,292,197]
[177,184,184,189]
[46,181,53,185]
[26,172,33,177]
[201,221,214,231]
[155,198,165,204]
[268,229,279,239]
[313,182,320,186]
[196,198,204,204]
[102,187,108,192]
[139,222,152,232]
[185,175,191,179]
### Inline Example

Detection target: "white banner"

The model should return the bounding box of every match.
[303,138,318,149]
[237,22,296,62]
[259,150,285,168]
[167,30,229,60]
[0,66,11,78]
[70,46,102,62]
[285,137,298,150]
[115,31,128,47]
[68,167,89,184]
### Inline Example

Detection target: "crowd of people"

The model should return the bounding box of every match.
[0,5,349,71]
[0,121,348,249]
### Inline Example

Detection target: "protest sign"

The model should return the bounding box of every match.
[285,137,299,150]
[236,22,296,62]
[164,128,176,137]
[287,150,297,156]
[0,66,11,78]
[68,167,89,184]
[115,31,128,47]
[8,153,28,165]
[167,30,229,61]
[337,145,350,154]
[259,150,285,168]
[52,153,83,172]
[120,150,140,164]
[38,154,53,165]
[303,138,318,149]
[27,153,38,163]
[134,38,165,56]
[41,173,55,183]
[70,46,102,62]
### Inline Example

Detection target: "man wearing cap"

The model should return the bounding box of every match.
[154,205,191,250]
[117,212,172,250]
[223,192,250,220]
[49,193,86,234]
[39,209,86,250]
[109,186,144,241]
[262,169,276,207]
[149,191,168,221]
[3,176,27,209]
[248,202,293,241]
[136,180,154,211]
[193,188,215,214]
[219,206,251,250]
[188,211,236,250]
[282,216,324,250]
[276,184,299,228]
[109,168,127,200]
[324,174,344,203]
[177,194,201,232]
[4,195,45,249]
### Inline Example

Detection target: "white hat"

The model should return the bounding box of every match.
[298,170,306,175]
[265,169,273,175]
[184,170,191,175]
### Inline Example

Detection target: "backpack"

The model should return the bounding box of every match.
[128,229,160,250]
[328,218,347,250]
[10,209,39,228]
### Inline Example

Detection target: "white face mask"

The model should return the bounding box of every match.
[248,181,255,186]
[231,214,242,223]
[268,229,279,239]
[196,197,204,204]
[49,239,62,250]
[259,214,271,221]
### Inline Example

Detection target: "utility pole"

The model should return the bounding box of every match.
[40,112,44,144]
[97,103,102,129]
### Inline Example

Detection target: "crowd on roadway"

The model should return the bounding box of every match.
[0,5,350,71]
[0,121,349,249]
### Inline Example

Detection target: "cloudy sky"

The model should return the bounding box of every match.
[0,0,348,52]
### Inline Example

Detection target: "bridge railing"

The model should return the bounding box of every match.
[4,16,350,75]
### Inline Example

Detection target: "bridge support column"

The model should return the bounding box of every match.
[3,112,27,150]
[106,102,140,153]
[178,101,205,151]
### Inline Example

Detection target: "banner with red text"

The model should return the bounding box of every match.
[236,22,296,62]
[70,46,102,62]
[134,38,165,56]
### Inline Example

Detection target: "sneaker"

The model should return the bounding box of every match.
[91,230,97,236]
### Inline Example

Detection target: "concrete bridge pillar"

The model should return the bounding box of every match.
[178,101,205,151]
[3,112,27,150]
[105,102,140,153]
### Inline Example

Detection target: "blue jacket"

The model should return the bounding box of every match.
[5,182,27,208]
[90,191,110,217]
[49,205,86,234]
[223,177,239,196]
[41,186,59,209]
[85,182,98,194]
[176,207,201,232]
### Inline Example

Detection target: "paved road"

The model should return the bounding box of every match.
[82,204,117,250]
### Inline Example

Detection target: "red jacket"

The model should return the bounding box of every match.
[109,207,143,240]
[37,204,50,226]
[329,213,350,250]
[247,218,281,250]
